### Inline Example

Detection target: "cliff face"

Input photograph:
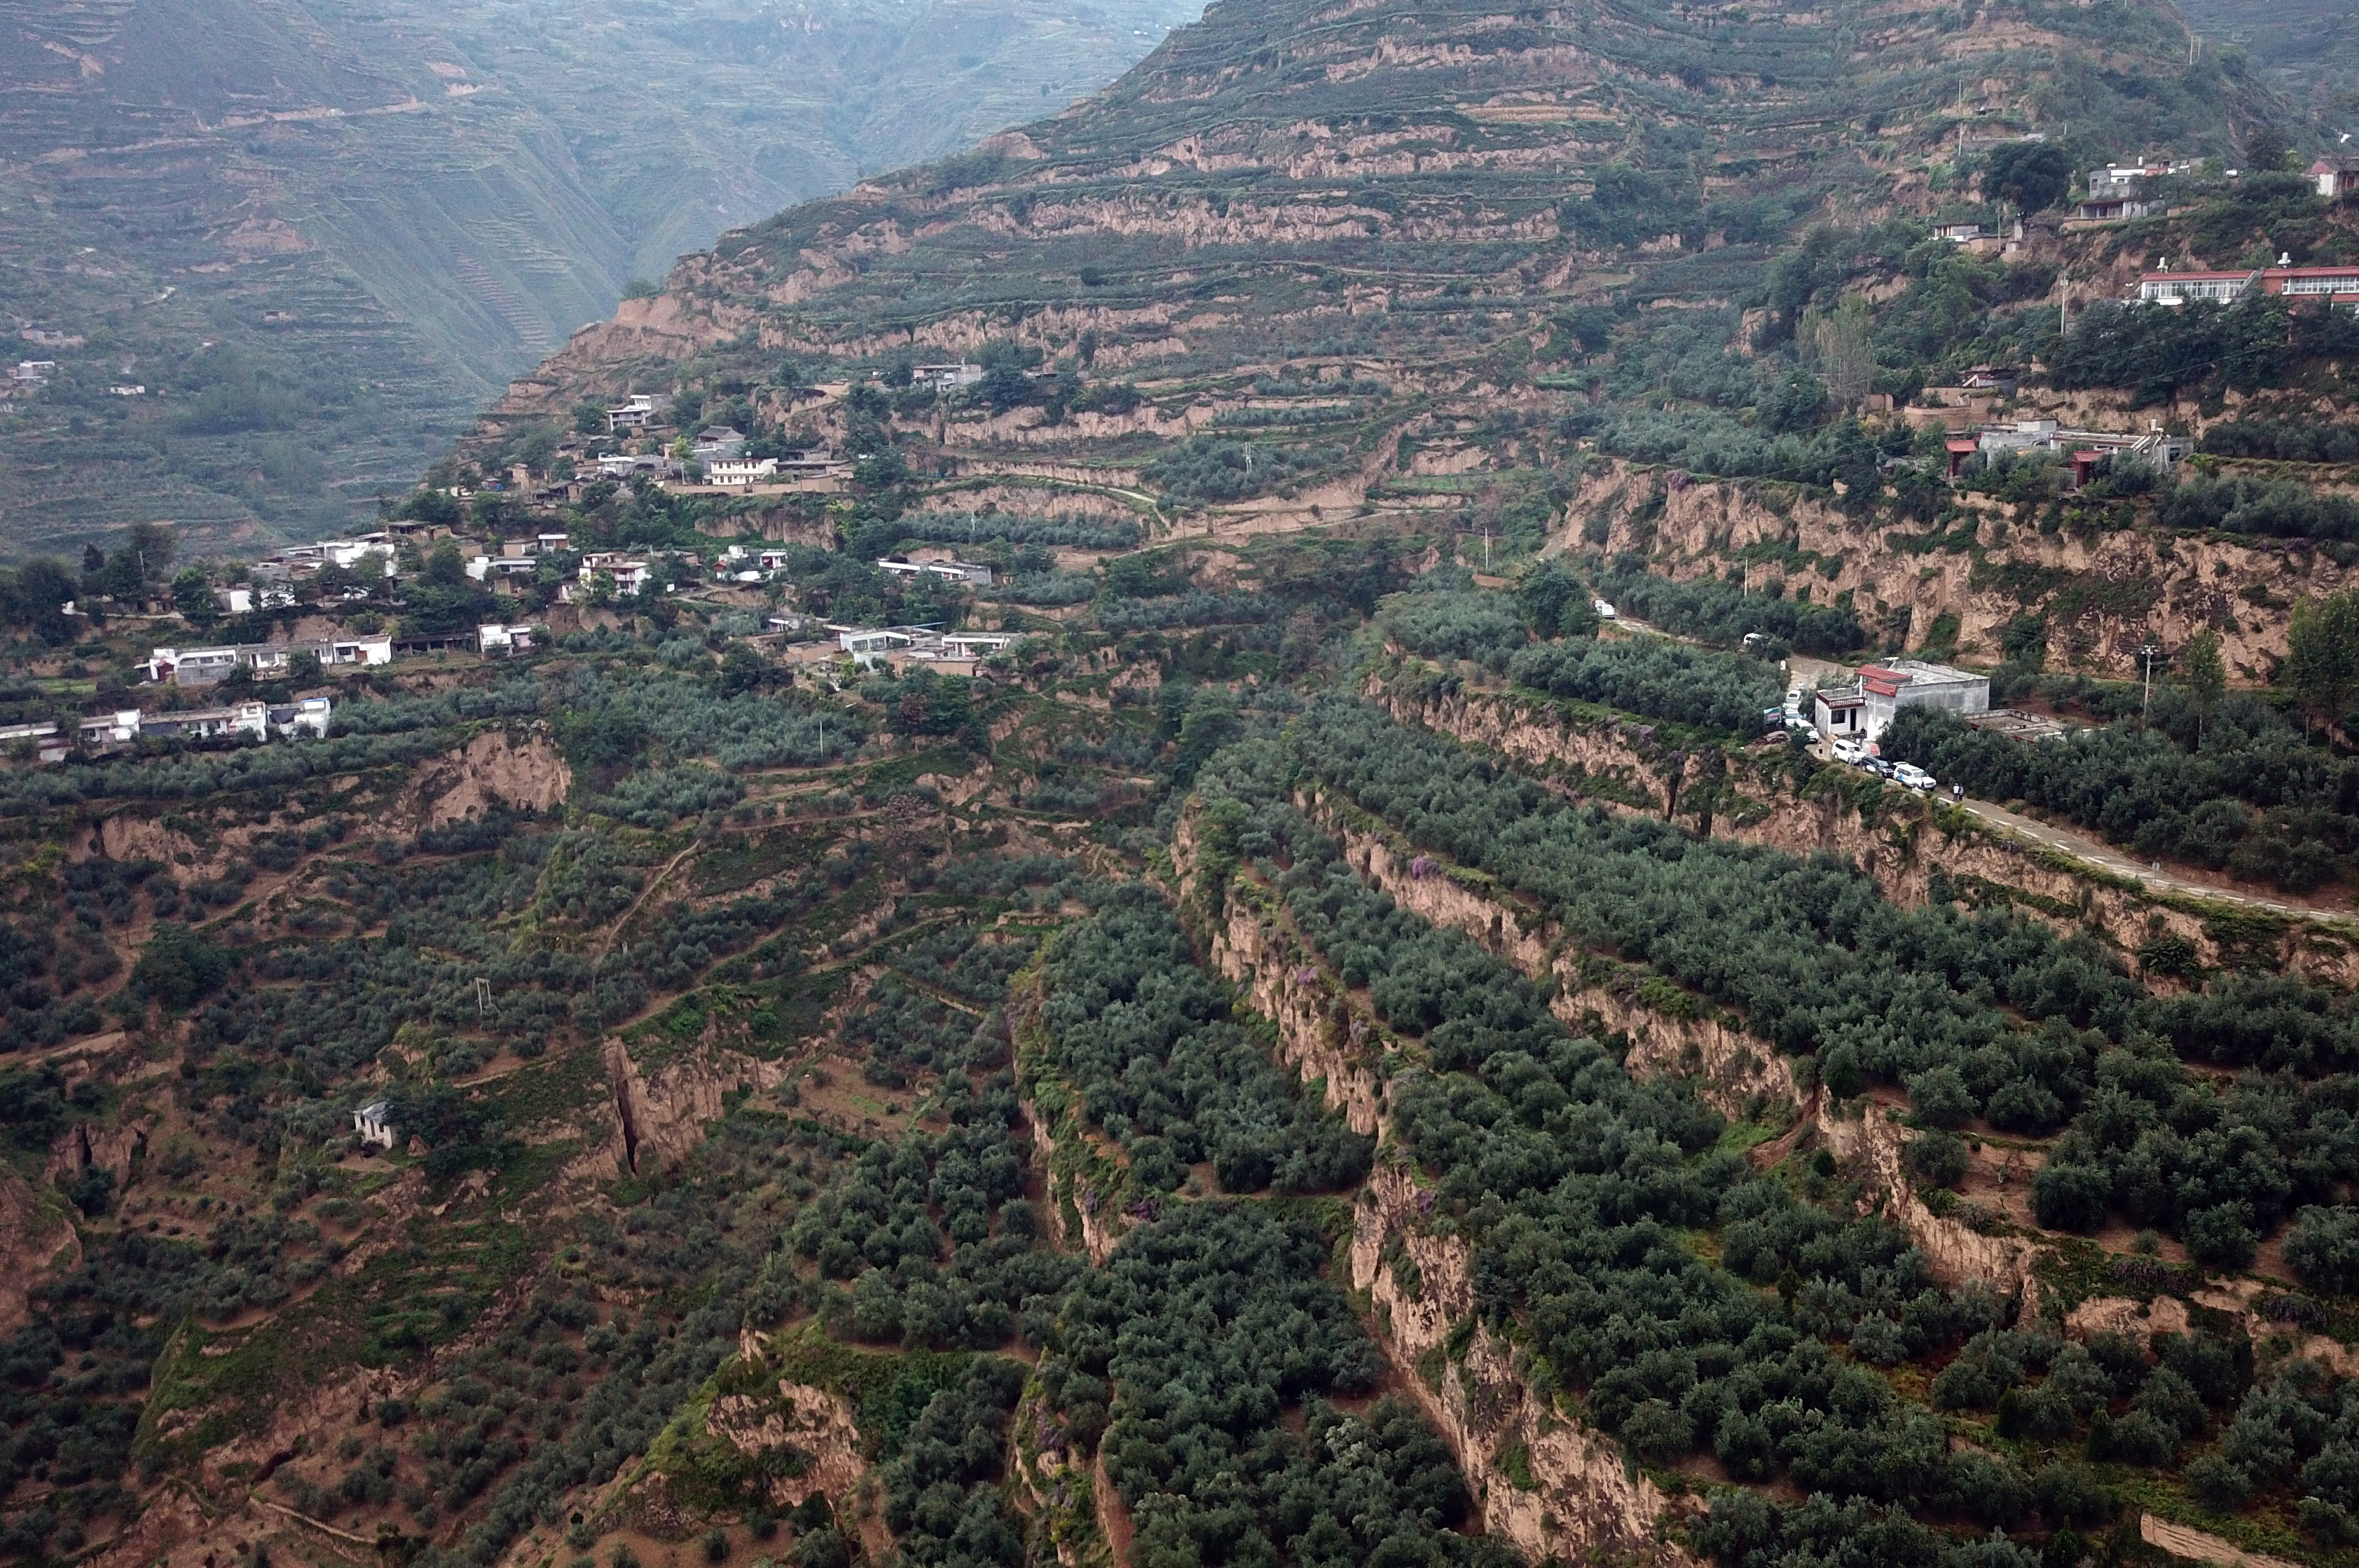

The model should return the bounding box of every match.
[1569,459,2354,681]
[1366,671,2359,989]
[1312,799,2042,1307]
[1174,825,1693,1567]
[585,1036,797,1179]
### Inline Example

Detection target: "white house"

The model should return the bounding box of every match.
[478,623,538,654]
[2136,268,2260,304]
[914,364,984,390]
[876,558,996,586]
[2313,158,2359,200]
[144,636,391,685]
[705,457,778,486]
[940,632,1018,658]
[354,1100,395,1150]
[1816,661,1991,748]
[606,393,663,433]
[837,627,913,666]
[578,554,654,593]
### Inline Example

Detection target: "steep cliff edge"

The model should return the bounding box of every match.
[1565,448,2355,684]
[1366,667,2359,989]
[1307,793,2046,1308]
[1171,820,1693,1567]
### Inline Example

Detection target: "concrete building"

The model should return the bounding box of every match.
[2072,194,2162,223]
[837,627,914,666]
[2136,261,2359,307]
[1817,661,1991,748]
[1972,418,2189,475]
[2313,158,2359,200]
[606,393,663,434]
[353,1100,395,1150]
[144,638,391,685]
[478,623,539,654]
[914,364,984,391]
[705,457,778,486]
[876,558,996,586]
[577,554,655,594]
[139,699,331,743]
[692,426,746,462]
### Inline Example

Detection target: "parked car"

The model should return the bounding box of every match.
[1593,598,1616,620]
[1831,737,1866,763]
[1865,757,1896,778]
[1892,762,1937,791]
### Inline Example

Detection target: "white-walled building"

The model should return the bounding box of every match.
[1815,661,1991,748]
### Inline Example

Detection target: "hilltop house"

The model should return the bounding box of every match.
[2136,261,2359,307]
[705,457,778,486]
[876,558,996,586]
[353,1100,394,1150]
[576,553,654,594]
[478,623,538,654]
[606,393,663,434]
[1972,418,2189,476]
[2314,158,2359,200]
[914,364,984,391]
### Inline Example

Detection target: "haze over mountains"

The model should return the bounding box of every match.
[0,0,1200,557]
[13,0,2359,1565]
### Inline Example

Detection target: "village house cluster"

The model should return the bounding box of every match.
[0,697,332,763]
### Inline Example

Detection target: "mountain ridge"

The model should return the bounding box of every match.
[0,0,1202,556]
[497,0,2286,415]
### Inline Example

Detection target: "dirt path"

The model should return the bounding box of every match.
[1952,797,2357,926]
[593,839,702,968]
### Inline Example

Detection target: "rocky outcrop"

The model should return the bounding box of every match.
[1021,1096,1118,1267]
[1206,895,1386,1139]
[1330,816,1795,1120]
[418,728,571,827]
[0,1172,79,1335]
[1567,457,2349,681]
[1815,1103,2043,1311]
[45,1115,153,1193]
[707,1382,865,1509]
[584,1037,795,1178]
[1352,1164,1689,1567]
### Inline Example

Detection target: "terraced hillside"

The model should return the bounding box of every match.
[20,517,2359,1568]
[481,0,2359,696]
[0,0,1199,555]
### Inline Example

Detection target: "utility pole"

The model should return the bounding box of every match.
[2139,641,2164,727]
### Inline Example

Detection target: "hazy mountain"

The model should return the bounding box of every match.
[0,0,1201,557]
[2175,0,2359,121]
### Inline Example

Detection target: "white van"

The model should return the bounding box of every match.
[1592,598,1616,620]
[1892,762,1937,792]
